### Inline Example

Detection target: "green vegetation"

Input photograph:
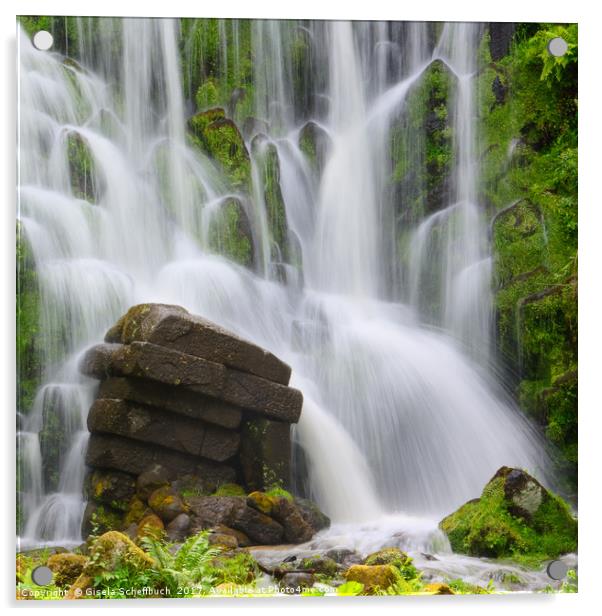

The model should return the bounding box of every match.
[439,467,577,565]
[479,24,578,490]
[207,197,254,267]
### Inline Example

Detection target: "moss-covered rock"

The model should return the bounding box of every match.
[439,466,577,563]
[195,80,219,110]
[246,491,278,516]
[81,501,124,537]
[298,121,331,177]
[344,564,399,594]
[148,486,188,523]
[66,131,99,202]
[68,531,156,598]
[46,553,88,588]
[207,197,255,267]
[123,495,149,527]
[300,556,339,577]
[188,108,251,190]
[85,469,136,512]
[136,513,165,541]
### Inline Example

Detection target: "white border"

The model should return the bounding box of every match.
[2,1,600,613]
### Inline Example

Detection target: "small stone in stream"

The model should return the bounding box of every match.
[300,556,339,576]
[363,547,410,567]
[421,552,438,561]
[148,486,188,523]
[282,554,297,563]
[136,464,170,500]
[166,513,191,543]
[280,572,314,593]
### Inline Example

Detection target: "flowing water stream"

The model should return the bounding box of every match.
[17,18,558,587]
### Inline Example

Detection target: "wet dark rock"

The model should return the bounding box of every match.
[242,117,270,140]
[98,377,242,429]
[136,464,170,500]
[492,75,507,106]
[294,497,331,533]
[280,572,314,592]
[240,418,291,492]
[489,23,516,61]
[86,433,236,484]
[325,548,362,567]
[87,398,239,462]
[85,468,136,511]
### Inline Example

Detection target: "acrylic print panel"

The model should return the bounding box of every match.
[16,16,577,599]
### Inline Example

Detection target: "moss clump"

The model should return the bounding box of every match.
[439,467,577,564]
[47,553,88,588]
[212,483,246,497]
[209,551,259,584]
[66,132,99,202]
[298,121,330,176]
[260,143,289,262]
[265,486,293,502]
[246,491,278,515]
[195,80,219,110]
[207,197,254,267]
[300,556,339,577]
[189,109,251,190]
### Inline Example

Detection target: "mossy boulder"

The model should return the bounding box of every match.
[136,513,165,541]
[424,582,455,595]
[363,547,410,568]
[123,495,149,527]
[68,531,155,599]
[300,556,339,577]
[344,564,399,594]
[188,108,251,190]
[148,486,188,523]
[246,491,279,516]
[195,80,219,110]
[66,131,100,202]
[207,197,255,267]
[298,121,331,177]
[46,553,88,588]
[85,469,136,512]
[439,466,577,562]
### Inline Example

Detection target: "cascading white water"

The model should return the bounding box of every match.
[18,19,548,556]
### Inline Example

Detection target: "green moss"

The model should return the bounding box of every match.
[209,551,259,585]
[481,24,578,490]
[212,483,246,497]
[189,109,251,190]
[195,80,219,110]
[207,197,254,267]
[16,223,40,415]
[439,469,577,564]
[67,132,98,202]
[265,486,293,502]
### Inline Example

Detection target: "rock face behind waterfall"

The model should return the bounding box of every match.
[439,467,577,561]
[79,303,328,544]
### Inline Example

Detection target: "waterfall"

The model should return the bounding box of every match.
[17,18,547,549]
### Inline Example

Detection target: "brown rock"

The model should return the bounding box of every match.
[136,513,165,540]
[87,399,239,462]
[85,433,236,485]
[272,497,314,544]
[79,343,122,379]
[105,303,292,385]
[98,377,242,429]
